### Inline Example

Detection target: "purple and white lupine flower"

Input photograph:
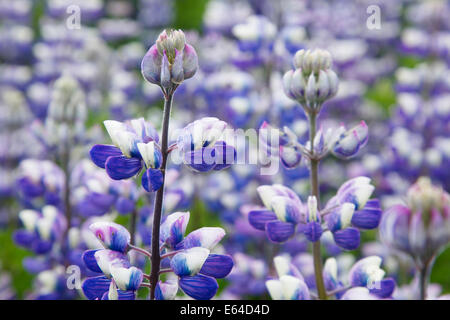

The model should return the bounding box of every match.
[259,121,302,169]
[176,117,236,172]
[82,222,142,300]
[141,29,198,91]
[266,255,310,300]
[226,253,268,297]
[16,159,65,208]
[82,250,142,300]
[14,205,67,255]
[157,211,234,300]
[322,256,395,300]
[72,160,140,217]
[248,177,381,249]
[324,176,382,250]
[248,184,302,243]
[347,256,396,299]
[89,118,164,192]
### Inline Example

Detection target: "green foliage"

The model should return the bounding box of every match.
[0,229,33,299]
[174,0,210,31]
[365,78,397,113]
[431,247,450,294]
[186,197,224,233]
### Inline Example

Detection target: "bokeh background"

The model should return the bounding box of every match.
[0,0,449,299]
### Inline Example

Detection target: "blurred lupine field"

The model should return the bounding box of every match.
[0,0,449,301]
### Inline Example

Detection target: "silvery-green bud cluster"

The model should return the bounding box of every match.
[283,49,339,112]
[156,29,186,63]
[45,75,86,146]
[293,49,332,75]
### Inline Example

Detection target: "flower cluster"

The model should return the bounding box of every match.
[266,255,395,300]
[81,213,234,300]
[248,176,381,250]
[2,0,450,302]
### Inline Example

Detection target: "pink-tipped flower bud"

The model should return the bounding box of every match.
[380,177,450,268]
[141,29,198,90]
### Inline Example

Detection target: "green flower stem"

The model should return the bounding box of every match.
[308,111,327,300]
[149,91,173,299]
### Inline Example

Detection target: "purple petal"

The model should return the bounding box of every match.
[105,155,142,180]
[248,209,277,231]
[82,276,110,300]
[303,221,323,242]
[23,257,52,274]
[115,197,135,215]
[32,239,53,254]
[379,204,411,252]
[141,168,163,192]
[90,144,122,169]
[160,53,171,89]
[280,145,302,169]
[17,177,44,198]
[160,212,190,249]
[82,250,102,273]
[184,148,216,172]
[13,230,36,248]
[200,254,234,278]
[369,278,395,298]
[182,44,198,80]
[101,290,136,300]
[213,141,236,171]
[351,199,382,229]
[333,227,360,250]
[141,44,162,85]
[265,221,295,243]
[77,192,116,217]
[179,274,218,300]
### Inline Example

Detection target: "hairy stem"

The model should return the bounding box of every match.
[149,92,173,299]
[308,112,327,300]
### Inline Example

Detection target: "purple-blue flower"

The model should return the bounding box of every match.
[89,118,163,192]
[176,117,236,172]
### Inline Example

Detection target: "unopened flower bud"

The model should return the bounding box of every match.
[293,49,332,75]
[142,29,198,90]
[380,177,450,268]
[332,121,368,159]
[283,49,338,109]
